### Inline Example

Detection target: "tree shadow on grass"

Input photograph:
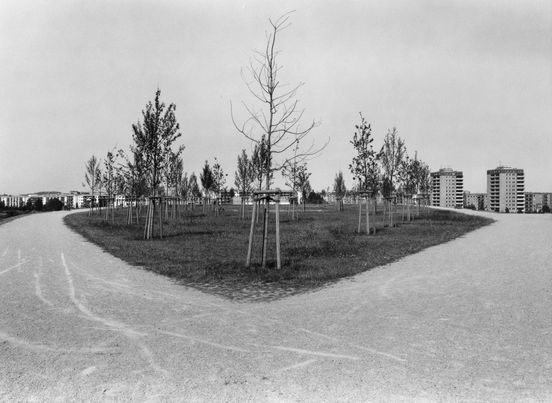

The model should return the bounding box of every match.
[178,260,340,302]
[180,277,335,302]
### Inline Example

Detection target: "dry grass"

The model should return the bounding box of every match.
[64,203,494,300]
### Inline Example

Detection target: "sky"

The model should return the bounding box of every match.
[1,0,551,195]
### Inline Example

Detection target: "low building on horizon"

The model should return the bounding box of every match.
[464,191,489,211]
[525,192,552,213]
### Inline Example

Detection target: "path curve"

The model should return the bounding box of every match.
[0,210,551,401]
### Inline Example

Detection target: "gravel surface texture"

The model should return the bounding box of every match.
[0,210,551,401]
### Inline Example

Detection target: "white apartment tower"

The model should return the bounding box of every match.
[487,166,525,213]
[430,168,464,208]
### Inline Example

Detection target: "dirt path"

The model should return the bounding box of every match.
[1,210,551,401]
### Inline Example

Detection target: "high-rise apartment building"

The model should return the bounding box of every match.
[487,166,525,213]
[430,168,464,208]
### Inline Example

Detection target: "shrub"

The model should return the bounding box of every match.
[44,198,63,211]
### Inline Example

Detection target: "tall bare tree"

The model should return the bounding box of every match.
[231,12,323,190]
[102,150,117,220]
[83,155,101,214]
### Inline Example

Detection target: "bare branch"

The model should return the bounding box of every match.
[231,11,323,190]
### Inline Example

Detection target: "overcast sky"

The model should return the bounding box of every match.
[1,0,550,195]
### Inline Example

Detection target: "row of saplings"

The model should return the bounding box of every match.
[87,191,429,269]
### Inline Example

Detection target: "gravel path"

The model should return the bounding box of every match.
[0,210,551,401]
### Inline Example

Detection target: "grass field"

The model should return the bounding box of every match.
[64,203,494,300]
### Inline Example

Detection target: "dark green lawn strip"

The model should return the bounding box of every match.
[0,210,30,226]
[64,205,494,301]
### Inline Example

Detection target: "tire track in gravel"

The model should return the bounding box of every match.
[60,252,168,376]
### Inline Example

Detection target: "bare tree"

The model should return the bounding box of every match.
[231,12,324,190]
[83,155,101,215]
[102,150,117,221]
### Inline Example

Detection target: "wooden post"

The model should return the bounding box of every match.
[382,200,386,227]
[357,201,362,234]
[159,198,163,239]
[143,203,148,239]
[288,200,291,218]
[261,200,269,268]
[241,197,245,220]
[149,200,154,239]
[389,200,393,227]
[245,200,257,268]
[275,194,281,270]
[366,197,370,235]
[151,200,155,238]
[372,198,377,234]
[144,200,151,240]
[147,201,151,239]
